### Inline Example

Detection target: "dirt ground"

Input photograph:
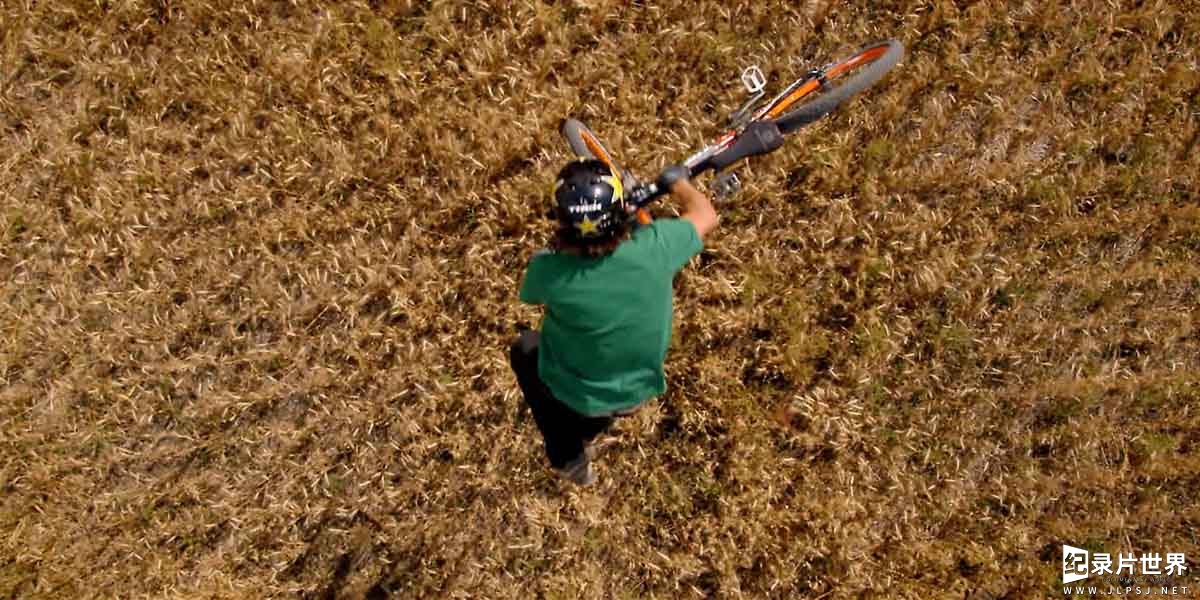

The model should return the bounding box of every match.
[2,0,1198,597]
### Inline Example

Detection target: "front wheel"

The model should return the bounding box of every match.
[766,40,905,134]
[560,118,636,186]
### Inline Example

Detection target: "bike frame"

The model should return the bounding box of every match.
[681,70,823,172]
[587,39,903,213]
[624,68,828,210]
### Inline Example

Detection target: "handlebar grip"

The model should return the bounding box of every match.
[708,120,784,171]
[629,181,666,209]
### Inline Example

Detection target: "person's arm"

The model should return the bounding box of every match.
[658,165,719,239]
[673,178,718,239]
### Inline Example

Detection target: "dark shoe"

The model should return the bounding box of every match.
[555,455,596,486]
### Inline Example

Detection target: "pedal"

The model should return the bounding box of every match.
[711,172,741,200]
[727,65,768,128]
[741,65,767,95]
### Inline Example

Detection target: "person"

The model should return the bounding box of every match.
[509,158,719,486]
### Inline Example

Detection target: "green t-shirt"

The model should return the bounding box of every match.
[519,219,703,416]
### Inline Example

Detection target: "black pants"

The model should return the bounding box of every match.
[509,330,614,469]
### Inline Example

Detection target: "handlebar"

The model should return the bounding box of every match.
[626,180,668,210]
[624,119,784,214]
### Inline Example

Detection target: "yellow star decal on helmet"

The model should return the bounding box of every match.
[601,174,624,202]
[575,215,600,237]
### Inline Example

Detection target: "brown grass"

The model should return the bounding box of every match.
[2,0,1198,597]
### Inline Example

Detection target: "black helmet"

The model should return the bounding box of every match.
[553,159,627,243]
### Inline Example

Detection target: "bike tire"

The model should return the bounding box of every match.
[560,118,635,185]
[768,40,904,135]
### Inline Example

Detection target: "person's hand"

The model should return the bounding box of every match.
[656,164,690,191]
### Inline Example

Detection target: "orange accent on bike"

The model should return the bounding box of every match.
[582,132,618,173]
[636,208,652,225]
[765,44,892,119]
[826,44,889,79]
[766,79,821,119]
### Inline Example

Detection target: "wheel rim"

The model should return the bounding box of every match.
[766,43,894,119]
[580,130,620,176]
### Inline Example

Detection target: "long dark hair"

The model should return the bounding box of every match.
[551,218,631,257]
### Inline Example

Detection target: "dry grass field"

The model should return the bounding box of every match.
[2,0,1199,597]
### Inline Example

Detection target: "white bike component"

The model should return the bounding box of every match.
[728,65,769,129]
[741,65,767,95]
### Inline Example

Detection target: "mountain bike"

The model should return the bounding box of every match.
[562,39,904,223]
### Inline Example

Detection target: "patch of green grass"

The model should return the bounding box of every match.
[991,287,1013,308]
[1137,432,1177,456]
[862,137,895,172]
[879,427,899,446]
[1078,285,1114,314]
[936,321,973,359]
[7,211,27,238]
